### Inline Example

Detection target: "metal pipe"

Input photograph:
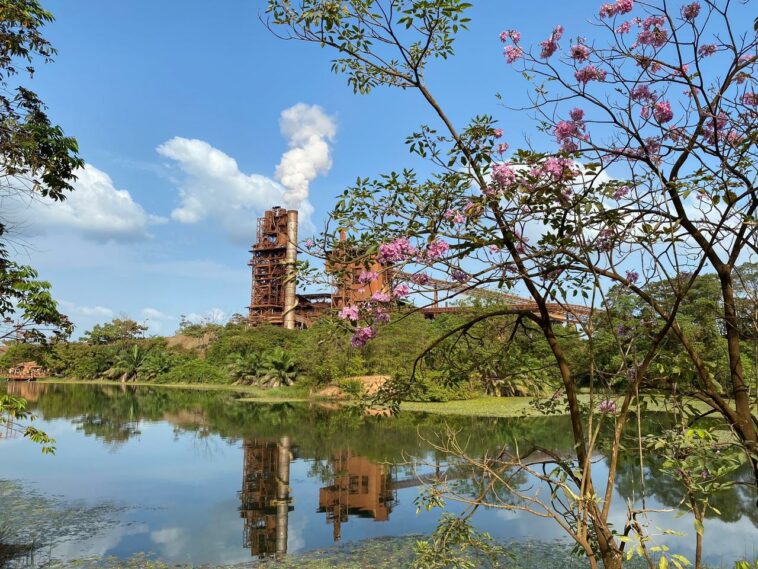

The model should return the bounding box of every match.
[283,210,298,329]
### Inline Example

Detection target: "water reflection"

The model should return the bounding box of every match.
[240,438,293,560]
[318,451,397,541]
[1,382,756,566]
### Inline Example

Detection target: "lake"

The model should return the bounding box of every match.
[1,382,757,567]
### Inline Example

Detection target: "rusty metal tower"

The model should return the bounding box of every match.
[248,207,298,328]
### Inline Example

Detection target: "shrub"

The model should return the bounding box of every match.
[155,359,229,384]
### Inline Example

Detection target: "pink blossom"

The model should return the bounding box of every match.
[351,326,376,348]
[616,21,632,34]
[598,399,618,414]
[451,269,469,283]
[600,0,633,18]
[597,228,614,251]
[540,25,564,59]
[612,185,630,200]
[358,270,379,285]
[411,273,430,285]
[338,305,360,321]
[741,92,758,106]
[554,109,587,151]
[371,291,391,303]
[488,244,501,253]
[575,65,607,84]
[393,284,411,299]
[493,128,504,138]
[681,2,700,21]
[738,53,757,65]
[426,239,450,260]
[496,142,510,154]
[304,238,315,248]
[570,44,591,61]
[543,156,578,180]
[625,270,639,284]
[500,30,521,43]
[491,162,517,189]
[636,16,668,48]
[503,45,523,64]
[697,44,717,57]
[653,100,673,123]
[374,309,390,323]
[377,237,416,264]
[630,84,656,103]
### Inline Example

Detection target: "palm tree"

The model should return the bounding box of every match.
[114,345,149,382]
[260,348,298,388]
[226,352,263,385]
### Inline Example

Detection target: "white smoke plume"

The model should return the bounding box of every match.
[275,103,336,211]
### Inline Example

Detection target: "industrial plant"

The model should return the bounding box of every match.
[246,206,591,329]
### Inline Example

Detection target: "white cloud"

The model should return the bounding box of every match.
[183,308,227,324]
[141,307,173,321]
[11,164,162,241]
[58,300,114,319]
[159,103,336,242]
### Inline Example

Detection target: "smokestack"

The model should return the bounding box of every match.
[276,436,291,560]
[283,210,298,330]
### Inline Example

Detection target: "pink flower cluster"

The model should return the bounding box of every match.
[599,0,633,18]
[542,156,578,181]
[338,305,359,321]
[411,273,430,285]
[570,43,590,62]
[444,209,466,225]
[500,30,521,44]
[490,162,517,192]
[554,108,588,151]
[451,269,469,283]
[625,270,639,284]
[304,239,315,249]
[371,291,391,303]
[598,399,618,414]
[631,84,657,103]
[501,29,523,64]
[351,326,375,348]
[681,2,701,21]
[741,92,758,106]
[616,21,632,34]
[697,44,717,57]
[612,185,630,200]
[358,269,378,285]
[575,65,607,84]
[393,284,410,299]
[653,100,673,123]
[378,237,416,264]
[426,239,450,260]
[636,16,668,48]
[504,45,524,64]
[540,25,564,59]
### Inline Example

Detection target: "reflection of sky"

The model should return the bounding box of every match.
[1,412,756,566]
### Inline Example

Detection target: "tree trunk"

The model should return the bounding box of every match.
[719,270,758,479]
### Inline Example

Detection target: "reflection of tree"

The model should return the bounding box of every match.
[239,438,293,560]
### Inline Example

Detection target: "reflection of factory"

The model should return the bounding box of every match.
[318,450,397,542]
[239,438,293,560]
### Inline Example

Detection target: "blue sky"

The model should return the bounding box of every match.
[9,0,752,336]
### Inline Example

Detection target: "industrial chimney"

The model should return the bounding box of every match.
[282,210,299,330]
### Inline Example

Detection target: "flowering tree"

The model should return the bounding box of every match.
[267,1,757,567]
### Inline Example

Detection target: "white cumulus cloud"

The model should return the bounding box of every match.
[58,300,114,319]
[159,103,335,242]
[11,164,161,241]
